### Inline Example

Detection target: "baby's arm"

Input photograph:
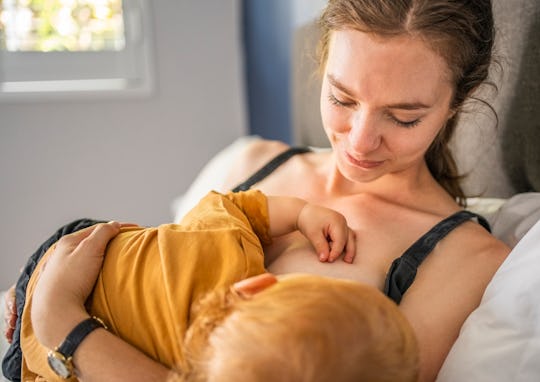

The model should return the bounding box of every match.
[266,196,356,263]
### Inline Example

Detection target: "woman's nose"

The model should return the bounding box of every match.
[348,111,381,153]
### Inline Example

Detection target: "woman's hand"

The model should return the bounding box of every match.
[3,285,16,343]
[31,221,122,348]
[297,204,356,263]
[27,221,174,382]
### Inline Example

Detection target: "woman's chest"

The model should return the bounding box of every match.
[265,232,396,290]
[265,197,442,290]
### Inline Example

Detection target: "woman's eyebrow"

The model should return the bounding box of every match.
[385,102,430,110]
[327,74,354,95]
[327,73,431,110]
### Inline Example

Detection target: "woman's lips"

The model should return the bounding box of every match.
[345,151,384,169]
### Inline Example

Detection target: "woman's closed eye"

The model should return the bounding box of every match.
[384,110,423,128]
[388,114,422,128]
[328,93,356,108]
[328,89,424,128]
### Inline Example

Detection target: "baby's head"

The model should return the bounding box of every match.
[184,273,418,382]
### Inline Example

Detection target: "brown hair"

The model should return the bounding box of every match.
[317,0,497,205]
[181,275,418,382]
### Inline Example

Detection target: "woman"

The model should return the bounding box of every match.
[226,1,509,378]
[6,0,510,381]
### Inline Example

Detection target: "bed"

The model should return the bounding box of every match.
[2,0,539,381]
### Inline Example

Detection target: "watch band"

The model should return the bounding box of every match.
[47,316,107,378]
[56,316,106,357]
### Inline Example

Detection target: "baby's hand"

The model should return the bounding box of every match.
[296,204,356,263]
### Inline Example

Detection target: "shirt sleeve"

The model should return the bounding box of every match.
[222,190,272,246]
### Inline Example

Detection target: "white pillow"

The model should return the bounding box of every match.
[488,192,540,247]
[171,135,261,222]
[437,217,540,382]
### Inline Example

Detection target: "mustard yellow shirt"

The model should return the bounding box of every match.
[20,190,270,381]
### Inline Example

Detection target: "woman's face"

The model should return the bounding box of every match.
[320,30,455,183]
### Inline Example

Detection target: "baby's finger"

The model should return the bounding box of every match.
[342,229,356,264]
[327,229,348,262]
[310,234,331,262]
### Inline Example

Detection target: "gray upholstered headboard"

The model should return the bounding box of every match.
[291,0,540,199]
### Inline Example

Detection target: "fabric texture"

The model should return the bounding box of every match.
[499,0,540,193]
[18,190,269,382]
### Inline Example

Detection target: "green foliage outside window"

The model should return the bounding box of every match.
[0,0,125,52]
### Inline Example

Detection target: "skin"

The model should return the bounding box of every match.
[265,194,356,263]
[20,30,509,382]
[224,30,510,381]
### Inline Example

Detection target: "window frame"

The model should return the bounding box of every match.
[0,0,155,102]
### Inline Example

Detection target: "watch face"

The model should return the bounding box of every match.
[47,351,73,379]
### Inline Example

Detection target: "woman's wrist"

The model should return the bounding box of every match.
[33,302,90,349]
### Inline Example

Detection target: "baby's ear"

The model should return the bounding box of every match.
[233,273,277,297]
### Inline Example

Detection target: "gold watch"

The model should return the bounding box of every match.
[47,316,107,379]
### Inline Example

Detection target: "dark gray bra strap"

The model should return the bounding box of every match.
[232,146,312,192]
[384,210,491,304]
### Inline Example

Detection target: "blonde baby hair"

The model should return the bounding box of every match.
[178,274,418,382]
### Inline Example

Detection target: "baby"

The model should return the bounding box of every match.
[182,273,419,382]
[17,189,418,381]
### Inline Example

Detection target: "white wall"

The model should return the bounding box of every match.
[291,0,327,27]
[0,0,247,289]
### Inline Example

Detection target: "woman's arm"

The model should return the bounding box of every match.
[40,313,172,382]
[399,225,510,382]
[31,222,176,382]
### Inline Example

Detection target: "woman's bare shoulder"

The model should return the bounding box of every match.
[400,221,510,381]
[222,139,291,190]
[421,220,510,291]
[456,221,510,266]
[402,220,510,335]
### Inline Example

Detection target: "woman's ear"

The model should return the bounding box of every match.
[233,273,278,297]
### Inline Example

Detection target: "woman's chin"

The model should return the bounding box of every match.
[337,156,387,183]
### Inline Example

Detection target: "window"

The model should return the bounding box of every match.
[0,0,154,100]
